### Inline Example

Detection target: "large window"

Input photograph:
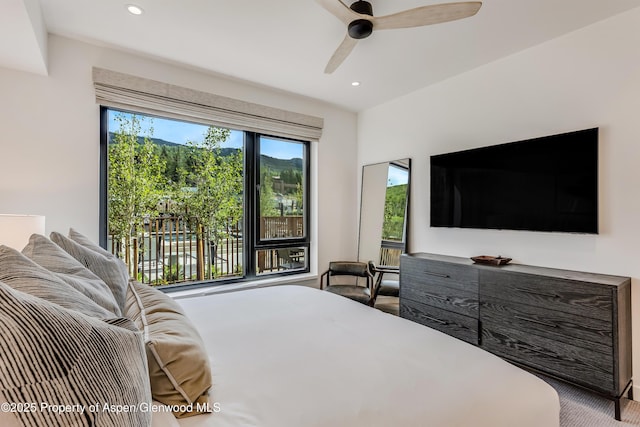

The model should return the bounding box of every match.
[100,108,310,288]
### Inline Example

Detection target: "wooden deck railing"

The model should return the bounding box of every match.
[379,240,403,266]
[109,216,242,286]
[260,216,303,239]
[109,215,304,286]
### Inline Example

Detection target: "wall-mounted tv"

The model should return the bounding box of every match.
[430,128,598,234]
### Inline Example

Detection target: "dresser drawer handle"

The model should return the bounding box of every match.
[516,288,558,299]
[425,292,449,302]
[514,315,557,328]
[422,314,448,325]
[424,271,450,279]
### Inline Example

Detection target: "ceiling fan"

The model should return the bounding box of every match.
[316,0,482,73]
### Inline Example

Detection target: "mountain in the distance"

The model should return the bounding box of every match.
[108,132,302,174]
[107,132,182,147]
[261,155,303,172]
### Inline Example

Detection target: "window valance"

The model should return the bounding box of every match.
[92,67,324,141]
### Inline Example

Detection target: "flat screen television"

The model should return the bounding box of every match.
[430,128,598,234]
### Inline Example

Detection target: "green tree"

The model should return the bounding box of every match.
[108,114,166,262]
[260,168,280,216]
[280,169,301,186]
[382,184,408,241]
[173,126,243,279]
[293,182,303,214]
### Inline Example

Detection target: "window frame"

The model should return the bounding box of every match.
[99,106,311,290]
[252,134,311,277]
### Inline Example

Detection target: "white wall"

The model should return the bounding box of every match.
[359,8,640,391]
[0,35,359,282]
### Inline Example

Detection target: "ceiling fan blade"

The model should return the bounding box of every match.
[325,34,358,74]
[372,1,482,31]
[315,0,366,25]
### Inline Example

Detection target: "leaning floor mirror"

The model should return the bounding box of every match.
[358,158,411,267]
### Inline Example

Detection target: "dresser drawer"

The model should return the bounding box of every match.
[402,282,478,318]
[480,270,612,322]
[480,297,612,354]
[481,321,614,394]
[401,256,478,294]
[401,252,632,413]
[401,299,478,345]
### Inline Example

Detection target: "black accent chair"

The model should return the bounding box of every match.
[320,261,375,306]
[369,261,400,300]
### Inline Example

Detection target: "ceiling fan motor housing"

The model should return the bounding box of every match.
[348,0,373,39]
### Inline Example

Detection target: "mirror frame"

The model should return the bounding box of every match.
[357,158,411,266]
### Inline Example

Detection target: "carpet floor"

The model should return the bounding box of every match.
[540,376,640,426]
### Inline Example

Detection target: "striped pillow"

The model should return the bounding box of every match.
[68,228,123,258]
[0,392,21,427]
[22,234,121,316]
[126,280,212,418]
[0,281,152,427]
[50,230,129,313]
[0,245,115,319]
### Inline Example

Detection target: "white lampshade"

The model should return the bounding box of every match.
[0,214,46,250]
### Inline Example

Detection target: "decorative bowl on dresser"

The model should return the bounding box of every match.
[471,255,512,266]
[400,252,632,420]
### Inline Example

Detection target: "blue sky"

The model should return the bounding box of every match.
[108,110,303,160]
[260,137,303,160]
[388,164,409,186]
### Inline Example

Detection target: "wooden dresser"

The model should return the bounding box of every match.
[399,252,632,420]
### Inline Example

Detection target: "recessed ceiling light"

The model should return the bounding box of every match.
[351,81,361,87]
[127,4,144,15]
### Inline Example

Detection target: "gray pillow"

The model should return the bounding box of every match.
[50,229,129,312]
[0,245,115,319]
[68,227,122,257]
[22,234,122,316]
[0,281,152,427]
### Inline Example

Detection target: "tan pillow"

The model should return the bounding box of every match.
[125,280,212,418]
[0,281,152,427]
[0,245,115,319]
[50,229,129,312]
[22,233,122,316]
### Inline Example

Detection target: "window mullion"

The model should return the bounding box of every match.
[244,132,257,280]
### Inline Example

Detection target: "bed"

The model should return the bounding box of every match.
[171,285,559,427]
[0,232,560,427]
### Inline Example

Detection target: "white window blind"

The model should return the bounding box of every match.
[93,67,324,141]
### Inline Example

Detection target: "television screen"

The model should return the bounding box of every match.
[430,128,598,234]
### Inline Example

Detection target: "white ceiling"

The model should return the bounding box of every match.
[0,0,47,75]
[3,0,640,111]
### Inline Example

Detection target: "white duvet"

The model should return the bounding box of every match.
[168,285,558,427]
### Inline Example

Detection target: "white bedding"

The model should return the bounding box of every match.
[172,285,559,427]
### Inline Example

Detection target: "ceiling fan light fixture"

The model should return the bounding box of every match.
[347,0,373,39]
[348,19,373,39]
